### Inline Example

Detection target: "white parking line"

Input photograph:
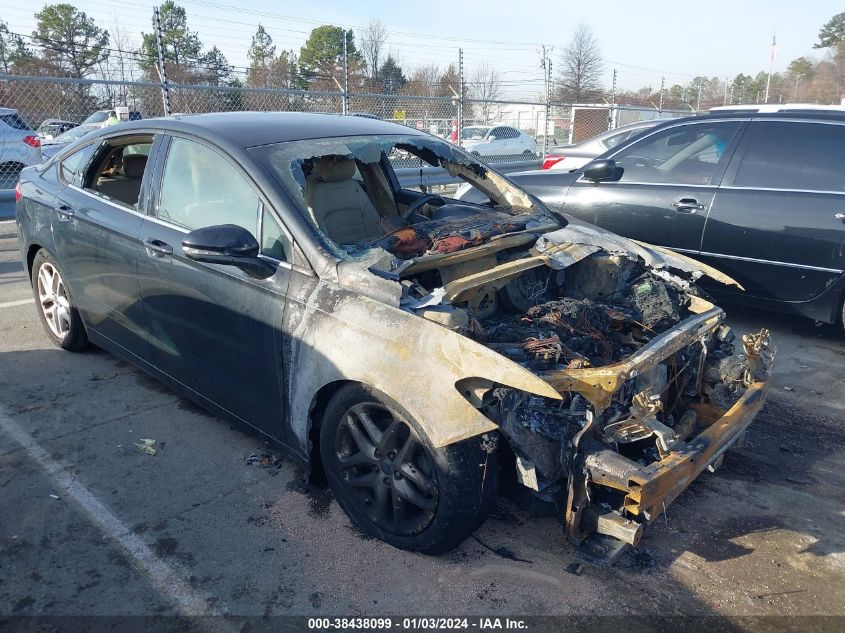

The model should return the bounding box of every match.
[0,409,230,622]
[0,298,34,309]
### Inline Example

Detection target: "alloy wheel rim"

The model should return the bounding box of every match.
[37,263,71,339]
[334,402,439,536]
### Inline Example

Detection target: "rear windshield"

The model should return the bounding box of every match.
[82,111,108,124]
[0,113,31,131]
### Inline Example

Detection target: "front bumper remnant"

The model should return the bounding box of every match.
[576,381,768,565]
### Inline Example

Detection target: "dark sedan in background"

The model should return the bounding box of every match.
[461,111,845,331]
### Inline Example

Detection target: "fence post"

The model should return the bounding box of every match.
[659,76,665,116]
[341,29,349,115]
[154,7,171,116]
[457,48,463,148]
[543,58,552,159]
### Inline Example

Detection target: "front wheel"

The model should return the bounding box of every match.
[320,384,497,554]
[31,250,88,351]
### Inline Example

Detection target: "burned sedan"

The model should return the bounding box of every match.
[16,112,772,563]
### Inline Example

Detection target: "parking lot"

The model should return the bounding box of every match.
[1,216,844,624]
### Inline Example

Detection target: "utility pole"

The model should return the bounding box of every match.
[794,73,802,101]
[608,68,617,131]
[765,33,776,103]
[154,6,171,116]
[539,45,553,158]
[723,78,729,105]
[341,29,349,115]
[457,48,464,148]
[658,76,665,115]
[696,78,703,112]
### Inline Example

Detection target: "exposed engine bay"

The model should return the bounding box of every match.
[257,133,774,564]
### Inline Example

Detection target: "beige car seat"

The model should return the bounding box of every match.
[97,153,147,206]
[304,157,385,244]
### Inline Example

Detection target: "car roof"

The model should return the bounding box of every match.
[645,110,845,132]
[112,111,428,147]
[710,103,845,113]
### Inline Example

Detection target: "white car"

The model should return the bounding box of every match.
[0,108,42,189]
[461,125,538,158]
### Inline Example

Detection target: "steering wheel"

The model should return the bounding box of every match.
[401,194,445,220]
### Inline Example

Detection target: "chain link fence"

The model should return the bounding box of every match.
[0,74,691,189]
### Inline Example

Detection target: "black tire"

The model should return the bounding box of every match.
[30,249,88,352]
[320,383,497,554]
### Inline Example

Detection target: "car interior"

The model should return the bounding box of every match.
[302,152,453,246]
[86,136,153,208]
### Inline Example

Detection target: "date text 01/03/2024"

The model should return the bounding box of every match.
[307,617,529,630]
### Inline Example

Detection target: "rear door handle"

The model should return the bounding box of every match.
[143,237,173,257]
[672,197,706,213]
[55,204,75,220]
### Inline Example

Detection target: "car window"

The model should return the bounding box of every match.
[82,111,108,125]
[603,129,632,150]
[734,121,845,192]
[0,112,31,130]
[461,126,489,141]
[158,137,260,234]
[83,137,154,208]
[59,143,98,184]
[490,127,507,139]
[610,122,740,185]
[261,208,289,261]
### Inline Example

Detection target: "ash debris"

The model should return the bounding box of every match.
[466,274,690,370]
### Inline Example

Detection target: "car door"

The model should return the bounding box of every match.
[52,133,161,357]
[487,126,510,156]
[560,120,745,253]
[700,118,845,303]
[136,134,292,439]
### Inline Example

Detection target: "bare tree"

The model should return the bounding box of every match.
[402,63,439,96]
[469,63,503,123]
[557,23,604,102]
[361,18,388,79]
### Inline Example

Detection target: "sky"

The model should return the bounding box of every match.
[1,0,841,99]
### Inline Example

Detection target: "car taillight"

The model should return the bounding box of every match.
[541,155,565,170]
[15,181,22,202]
[23,135,41,148]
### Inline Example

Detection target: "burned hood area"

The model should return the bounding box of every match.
[258,132,773,564]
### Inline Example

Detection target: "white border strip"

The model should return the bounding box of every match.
[0,409,225,620]
[0,298,35,309]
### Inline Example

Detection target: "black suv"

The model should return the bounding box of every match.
[469,111,845,330]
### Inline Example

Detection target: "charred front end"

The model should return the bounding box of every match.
[393,224,773,564]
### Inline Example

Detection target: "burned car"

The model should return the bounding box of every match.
[16,113,772,563]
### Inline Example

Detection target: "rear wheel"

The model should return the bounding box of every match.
[320,384,497,554]
[31,250,88,352]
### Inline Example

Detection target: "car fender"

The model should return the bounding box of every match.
[16,175,59,272]
[282,272,561,457]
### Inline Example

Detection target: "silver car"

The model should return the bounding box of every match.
[0,108,42,188]
[543,119,661,171]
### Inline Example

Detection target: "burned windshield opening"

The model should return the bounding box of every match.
[249,134,559,264]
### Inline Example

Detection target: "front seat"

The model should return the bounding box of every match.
[304,156,385,245]
[97,153,147,206]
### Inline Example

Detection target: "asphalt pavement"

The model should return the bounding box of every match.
[1,218,844,625]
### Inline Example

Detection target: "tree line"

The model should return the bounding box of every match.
[557,14,845,108]
[1,2,843,119]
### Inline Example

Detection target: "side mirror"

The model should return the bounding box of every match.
[583,159,623,183]
[182,224,273,277]
[487,135,497,142]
